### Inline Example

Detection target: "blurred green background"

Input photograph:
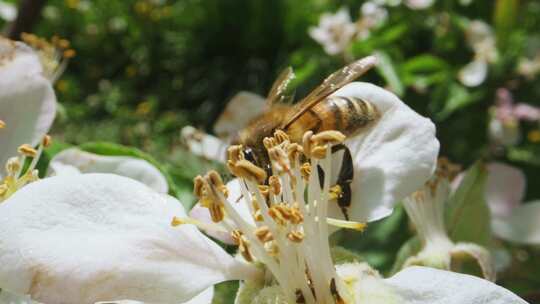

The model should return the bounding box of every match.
[2,0,539,301]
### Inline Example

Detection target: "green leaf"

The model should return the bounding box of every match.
[446,161,493,247]
[79,142,182,200]
[390,236,421,275]
[494,0,519,50]
[374,51,404,97]
[401,55,448,74]
[432,82,483,121]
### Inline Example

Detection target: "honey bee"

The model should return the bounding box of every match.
[231,56,380,219]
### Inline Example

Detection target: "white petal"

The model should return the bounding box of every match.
[0,39,56,173]
[0,290,37,304]
[485,162,526,218]
[181,126,228,163]
[450,243,496,282]
[48,148,169,193]
[458,60,488,87]
[213,92,267,138]
[94,286,214,304]
[0,1,17,21]
[0,174,259,304]
[386,266,526,303]
[492,200,540,245]
[330,82,439,222]
[189,179,254,244]
[405,0,435,9]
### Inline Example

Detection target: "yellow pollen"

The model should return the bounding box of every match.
[18,144,37,157]
[255,226,274,242]
[311,130,346,145]
[287,231,305,243]
[310,144,329,159]
[329,185,343,200]
[274,129,289,143]
[0,120,5,129]
[42,135,52,147]
[287,143,303,162]
[232,160,267,183]
[268,175,281,195]
[326,218,367,231]
[171,216,185,227]
[300,162,311,181]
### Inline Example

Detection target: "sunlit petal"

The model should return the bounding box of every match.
[0,174,259,304]
[330,82,439,222]
[48,148,169,193]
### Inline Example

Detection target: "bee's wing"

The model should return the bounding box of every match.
[213,91,268,138]
[280,56,377,129]
[267,66,296,106]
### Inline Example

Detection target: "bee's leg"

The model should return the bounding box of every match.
[316,144,353,220]
[332,144,353,220]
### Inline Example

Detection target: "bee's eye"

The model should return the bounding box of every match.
[243,147,257,165]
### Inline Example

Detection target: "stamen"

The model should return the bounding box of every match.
[171,216,228,233]
[268,175,281,195]
[326,218,367,231]
[328,185,342,200]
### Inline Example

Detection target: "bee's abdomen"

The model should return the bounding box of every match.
[286,96,378,142]
[317,96,379,137]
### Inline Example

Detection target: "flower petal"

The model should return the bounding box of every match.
[385,266,526,303]
[94,286,214,304]
[485,162,526,218]
[213,92,268,138]
[458,60,488,87]
[0,39,56,173]
[0,290,37,304]
[0,174,259,304]
[450,243,496,282]
[329,82,439,222]
[181,126,228,163]
[48,148,169,193]
[491,200,540,245]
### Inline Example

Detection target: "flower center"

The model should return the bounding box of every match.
[174,130,366,304]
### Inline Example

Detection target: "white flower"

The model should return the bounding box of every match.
[402,159,495,281]
[484,163,540,245]
[0,38,57,177]
[0,145,524,303]
[405,0,435,10]
[309,8,357,55]
[48,147,169,193]
[0,0,16,21]
[0,173,260,303]
[458,20,498,87]
[356,2,388,39]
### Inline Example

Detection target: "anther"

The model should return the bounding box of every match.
[6,157,21,175]
[268,147,290,173]
[0,120,5,129]
[274,130,289,143]
[263,137,277,150]
[232,160,267,183]
[193,175,205,199]
[287,143,303,162]
[254,226,274,243]
[227,145,244,163]
[268,175,281,195]
[287,230,305,243]
[310,144,329,159]
[42,135,52,147]
[312,130,346,145]
[18,144,37,157]
[207,170,228,197]
[329,185,343,200]
[231,230,254,262]
[300,163,311,181]
[302,131,314,157]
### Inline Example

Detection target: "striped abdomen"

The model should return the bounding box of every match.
[286,96,379,143]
